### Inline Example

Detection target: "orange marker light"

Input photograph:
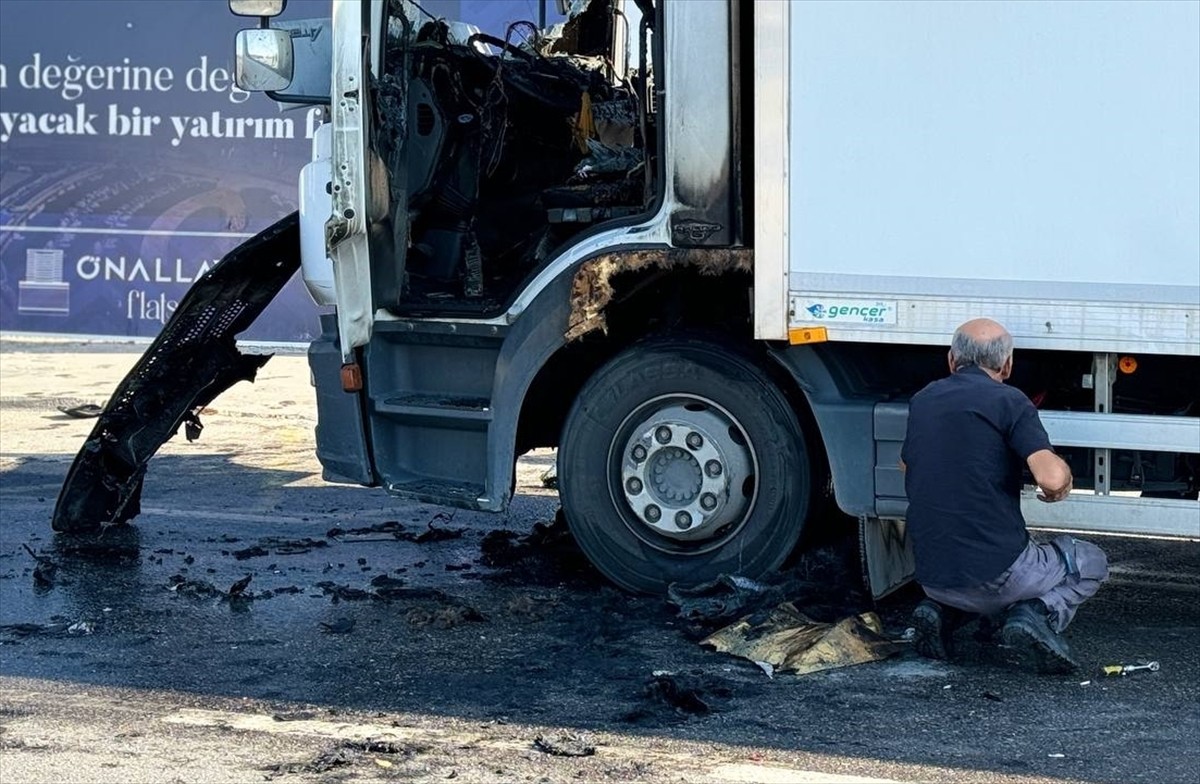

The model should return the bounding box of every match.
[788,326,829,345]
[1118,356,1138,375]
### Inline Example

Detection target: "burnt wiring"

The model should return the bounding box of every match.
[481,48,510,177]
[376,2,651,305]
[477,21,552,177]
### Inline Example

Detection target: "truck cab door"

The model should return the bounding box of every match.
[326,0,376,372]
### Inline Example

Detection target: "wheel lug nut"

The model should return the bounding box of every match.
[655,426,672,444]
[675,511,692,529]
[631,445,647,462]
[645,504,661,522]
[626,478,643,495]
[686,432,703,449]
[705,460,722,477]
[700,493,717,511]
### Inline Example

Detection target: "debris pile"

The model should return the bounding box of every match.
[326,515,464,544]
[619,671,734,725]
[264,739,427,777]
[479,511,595,585]
[666,545,866,638]
[533,732,596,758]
[701,603,901,677]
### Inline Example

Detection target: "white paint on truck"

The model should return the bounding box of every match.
[771,0,1199,351]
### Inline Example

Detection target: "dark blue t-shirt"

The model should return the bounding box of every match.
[901,366,1053,589]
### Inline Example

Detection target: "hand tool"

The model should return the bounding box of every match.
[1102,661,1159,676]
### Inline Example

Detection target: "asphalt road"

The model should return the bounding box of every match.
[1,338,1198,784]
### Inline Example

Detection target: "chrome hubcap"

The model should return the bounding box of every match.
[617,399,755,542]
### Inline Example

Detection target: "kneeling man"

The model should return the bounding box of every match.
[902,318,1109,673]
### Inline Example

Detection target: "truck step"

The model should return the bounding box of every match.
[384,478,489,510]
[374,393,493,430]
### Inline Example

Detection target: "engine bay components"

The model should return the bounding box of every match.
[376,0,655,311]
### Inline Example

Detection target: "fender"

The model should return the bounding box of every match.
[52,213,301,533]
[484,271,575,508]
[767,344,881,519]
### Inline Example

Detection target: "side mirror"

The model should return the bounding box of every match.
[229,0,286,17]
[235,29,294,92]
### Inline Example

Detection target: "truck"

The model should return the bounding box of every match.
[53,0,1199,597]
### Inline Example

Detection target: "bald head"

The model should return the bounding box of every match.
[950,318,1014,376]
[957,318,1009,345]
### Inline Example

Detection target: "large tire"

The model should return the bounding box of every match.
[559,336,812,593]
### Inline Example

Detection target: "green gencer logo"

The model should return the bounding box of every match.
[805,303,891,320]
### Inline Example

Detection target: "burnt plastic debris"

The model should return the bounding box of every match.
[0,620,94,640]
[701,604,902,677]
[56,403,103,419]
[23,544,58,589]
[315,581,372,602]
[368,574,408,595]
[230,538,329,558]
[532,733,596,758]
[51,213,300,535]
[228,574,253,597]
[479,511,594,585]
[319,617,356,635]
[619,672,734,725]
[326,515,463,543]
[667,575,774,624]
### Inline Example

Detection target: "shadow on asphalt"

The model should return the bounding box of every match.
[1,452,1197,784]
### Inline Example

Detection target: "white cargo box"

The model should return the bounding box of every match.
[754,0,1200,355]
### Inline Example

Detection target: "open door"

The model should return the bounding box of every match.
[325,0,377,374]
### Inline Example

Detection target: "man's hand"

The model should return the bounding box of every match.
[1028,449,1072,503]
[1036,476,1073,503]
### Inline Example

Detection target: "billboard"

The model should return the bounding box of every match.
[0,0,563,343]
[0,0,333,342]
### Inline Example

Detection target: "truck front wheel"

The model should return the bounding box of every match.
[559,337,812,593]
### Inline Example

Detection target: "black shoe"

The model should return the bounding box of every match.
[1000,600,1079,674]
[911,599,953,660]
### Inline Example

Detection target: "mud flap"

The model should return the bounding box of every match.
[51,213,302,533]
[859,516,916,599]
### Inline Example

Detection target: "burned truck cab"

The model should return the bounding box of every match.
[49,0,760,594]
[227,0,763,594]
[286,0,750,484]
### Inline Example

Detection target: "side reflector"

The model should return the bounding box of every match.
[340,362,363,392]
[788,326,829,345]
[1118,356,1138,374]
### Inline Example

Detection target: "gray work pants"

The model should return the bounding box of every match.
[923,535,1109,633]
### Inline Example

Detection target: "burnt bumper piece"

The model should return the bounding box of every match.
[52,212,301,533]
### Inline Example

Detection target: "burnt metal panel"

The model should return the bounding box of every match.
[664,0,734,247]
[52,213,301,533]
